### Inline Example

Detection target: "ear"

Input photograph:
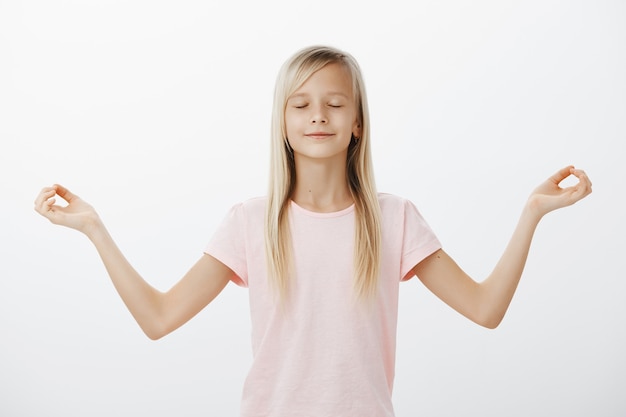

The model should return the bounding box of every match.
[352,121,361,139]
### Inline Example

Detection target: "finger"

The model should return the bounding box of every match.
[564,168,592,193]
[35,197,59,221]
[562,170,593,202]
[570,168,593,188]
[568,185,592,205]
[34,187,57,212]
[574,170,593,197]
[43,198,59,215]
[38,198,57,216]
[549,165,575,185]
[34,186,56,202]
[54,184,79,203]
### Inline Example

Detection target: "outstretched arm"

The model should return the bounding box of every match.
[34,184,232,340]
[413,166,592,329]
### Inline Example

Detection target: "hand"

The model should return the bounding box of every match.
[527,166,592,217]
[34,184,101,235]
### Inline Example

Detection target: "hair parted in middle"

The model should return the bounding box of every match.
[264,45,382,300]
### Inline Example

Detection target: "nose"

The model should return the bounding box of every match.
[310,104,327,124]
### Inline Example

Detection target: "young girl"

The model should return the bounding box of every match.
[34,45,592,417]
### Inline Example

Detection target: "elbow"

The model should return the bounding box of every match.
[145,330,164,341]
[472,294,509,329]
[474,308,505,329]
[480,317,502,330]
[144,328,168,341]
[141,321,169,341]
[136,299,170,340]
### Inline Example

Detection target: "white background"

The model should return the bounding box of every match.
[1,0,624,416]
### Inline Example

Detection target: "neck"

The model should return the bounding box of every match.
[291,154,353,213]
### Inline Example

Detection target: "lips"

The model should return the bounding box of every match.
[305,132,334,140]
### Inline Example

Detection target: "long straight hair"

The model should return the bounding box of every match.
[265,45,382,299]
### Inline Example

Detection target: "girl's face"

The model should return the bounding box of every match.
[285,63,361,163]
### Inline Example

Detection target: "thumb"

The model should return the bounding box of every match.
[54,184,80,204]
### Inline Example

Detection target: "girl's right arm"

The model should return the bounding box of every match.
[34,184,232,340]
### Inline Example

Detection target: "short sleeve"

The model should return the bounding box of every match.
[204,203,248,287]
[400,200,442,281]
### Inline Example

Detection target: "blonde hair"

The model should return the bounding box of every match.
[265,45,382,299]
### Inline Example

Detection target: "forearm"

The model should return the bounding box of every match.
[86,219,165,339]
[479,204,542,328]
[415,167,591,328]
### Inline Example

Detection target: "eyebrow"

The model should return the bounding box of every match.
[288,91,351,100]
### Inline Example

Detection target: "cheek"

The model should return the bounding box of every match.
[283,112,293,136]
[284,117,295,135]
[284,112,305,134]
[284,110,296,124]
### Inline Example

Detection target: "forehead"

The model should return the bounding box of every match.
[290,63,354,98]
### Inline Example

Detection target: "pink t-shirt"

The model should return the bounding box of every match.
[205,193,441,417]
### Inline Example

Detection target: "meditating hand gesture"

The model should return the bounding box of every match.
[526,166,592,219]
[34,184,101,236]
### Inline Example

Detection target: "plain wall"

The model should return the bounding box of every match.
[1,0,624,416]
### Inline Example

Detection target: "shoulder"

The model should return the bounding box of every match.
[377,192,408,205]
[377,192,414,212]
[227,196,266,216]
[213,197,266,238]
[377,192,431,225]
[238,196,266,211]
[377,192,440,250]
[218,197,266,227]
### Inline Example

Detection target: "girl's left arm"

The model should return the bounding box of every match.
[413,166,592,329]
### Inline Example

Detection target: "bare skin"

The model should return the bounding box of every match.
[414,165,592,328]
[285,63,360,213]
[34,184,232,340]
[33,165,592,338]
[34,64,592,338]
